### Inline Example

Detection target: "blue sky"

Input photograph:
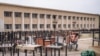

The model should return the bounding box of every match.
[0,0,100,14]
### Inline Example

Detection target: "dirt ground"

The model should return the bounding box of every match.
[0,38,94,56]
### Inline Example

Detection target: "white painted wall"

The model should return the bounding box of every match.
[0,19,4,32]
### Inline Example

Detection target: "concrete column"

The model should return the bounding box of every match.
[90,19,92,29]
[55,15,58,31]
[77,18,79,30]
[51,15,53,31]
[61,16,63,30]
[82,17,84,29]
[89,18,91,29]
[1,12,4,32]
[30,13,32,31]
[38,14,40,31]
[22,12,24,31]
[44,14,47,30]
[93,20,96,29]
[87,20,89,29]
[12,11,15,31]
[70,16,72,30]
[93,22,94,29]
[92,19,94,29]
[85,19,87,29]
[78,17,80,30]
[66,16,68,30]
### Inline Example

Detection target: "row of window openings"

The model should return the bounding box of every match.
[5,24,95,29]
[5,24,50,29]
[4,11,95,21]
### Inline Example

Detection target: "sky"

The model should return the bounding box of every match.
[0,0,100,14]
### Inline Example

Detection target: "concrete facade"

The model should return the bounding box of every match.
[0,3,99,32]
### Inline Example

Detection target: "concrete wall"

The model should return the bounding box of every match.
[0,3,99,31]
